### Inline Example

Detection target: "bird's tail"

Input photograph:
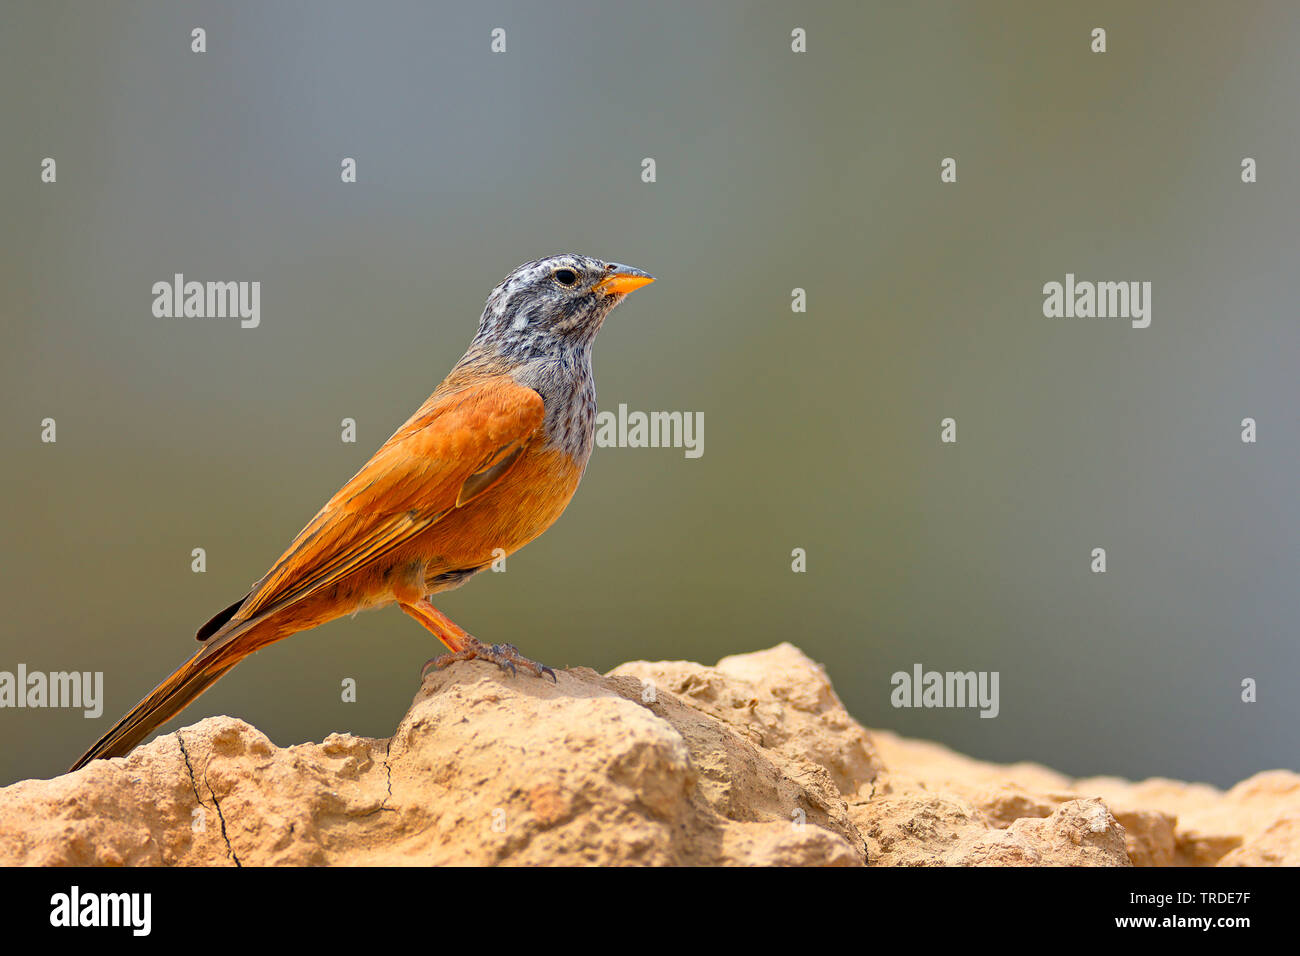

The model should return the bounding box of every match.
[69,622,270,772]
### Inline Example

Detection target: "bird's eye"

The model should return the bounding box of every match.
[554,269,578,287]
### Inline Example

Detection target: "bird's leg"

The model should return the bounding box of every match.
[399,599,556,682]
[400,599,469,653]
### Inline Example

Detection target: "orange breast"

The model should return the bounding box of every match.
[408,442,586,582]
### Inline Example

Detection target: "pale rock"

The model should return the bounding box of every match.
[0,644,1292,867]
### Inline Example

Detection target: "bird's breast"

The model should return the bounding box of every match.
[408,439,587,591]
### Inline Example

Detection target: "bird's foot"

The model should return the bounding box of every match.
[421,635,557,683]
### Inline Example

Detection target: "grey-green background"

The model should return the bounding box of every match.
[2,1,1296,788]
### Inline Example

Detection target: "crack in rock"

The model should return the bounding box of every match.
[365,737,397,816]
[177,731,241,867]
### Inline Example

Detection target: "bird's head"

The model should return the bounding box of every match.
[472,254,655,358]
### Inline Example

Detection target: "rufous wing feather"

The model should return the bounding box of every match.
[226,375,544,629]
[70,376,544,770]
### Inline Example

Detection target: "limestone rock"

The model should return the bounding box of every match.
[0,643,1292,867]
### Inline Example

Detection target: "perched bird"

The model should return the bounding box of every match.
[71,254,654,771]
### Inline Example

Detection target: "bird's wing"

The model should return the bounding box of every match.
[226,375,544,627]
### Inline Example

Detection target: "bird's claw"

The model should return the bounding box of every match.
[421,636,557,683]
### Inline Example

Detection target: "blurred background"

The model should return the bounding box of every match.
[2,1,1297,788]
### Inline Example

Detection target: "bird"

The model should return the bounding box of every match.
[70,254,654,771]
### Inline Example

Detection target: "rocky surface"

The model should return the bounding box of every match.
[0,643,1293,866]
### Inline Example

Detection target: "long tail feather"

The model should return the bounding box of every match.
[69,627,262,772]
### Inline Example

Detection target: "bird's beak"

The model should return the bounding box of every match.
[595,263,655,296]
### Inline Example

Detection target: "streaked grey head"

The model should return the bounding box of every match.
[471,254,655,359]
[451,254,654,462]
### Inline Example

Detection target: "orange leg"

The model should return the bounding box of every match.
[400,599,470,653]
[399,599,557,683]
